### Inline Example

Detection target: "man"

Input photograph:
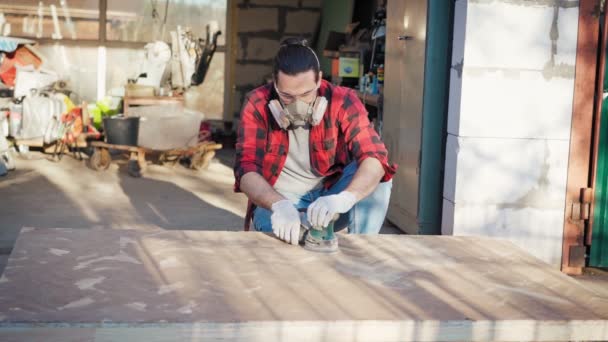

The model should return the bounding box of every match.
[234,38,397,245]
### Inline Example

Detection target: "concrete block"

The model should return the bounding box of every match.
[301,0,322,8]
[285,10,320,34]
[555,6,579,66]
[456,69,574,139]
[238,8,278,32]
[237,37,247,60]
[234,64,273,86]
[442,135,569,206]
[443,201,565,268]
[441,0,579,271]
[250,0,300,7]
[442,137,569,266]
[464,2,555,70]
[246,38,281,60]
[442,135,569,266]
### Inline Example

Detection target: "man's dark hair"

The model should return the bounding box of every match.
[273,38,320,81]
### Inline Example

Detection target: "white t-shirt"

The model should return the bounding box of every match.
[273,125,325,195]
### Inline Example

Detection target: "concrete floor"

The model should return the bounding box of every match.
[0,149,401,274]
[0,149,605,299]
[577,267,608,298]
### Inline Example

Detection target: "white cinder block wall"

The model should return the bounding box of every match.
[442,0,579,267]
[232,0,322,121]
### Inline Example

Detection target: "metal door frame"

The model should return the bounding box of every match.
[588,0,608,267]
[418,1,454,235]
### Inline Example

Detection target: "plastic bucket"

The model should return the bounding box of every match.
[103,116,140,146]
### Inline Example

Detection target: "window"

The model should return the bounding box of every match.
[106,0,226,46]
[0,0,227,112]
[0,0,226,45]
[0,0,100,40]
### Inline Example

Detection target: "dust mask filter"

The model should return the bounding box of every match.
[268,94,328,130]
[284,99,314,126]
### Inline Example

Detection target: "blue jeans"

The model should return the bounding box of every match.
[253,161,393,234]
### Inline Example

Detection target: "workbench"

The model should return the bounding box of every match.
[0,228,607,341]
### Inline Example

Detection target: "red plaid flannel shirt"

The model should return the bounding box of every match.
[234,79,397,192]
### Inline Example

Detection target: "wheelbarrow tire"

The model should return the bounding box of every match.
[191,150,215,170]
[127,159,142,178]
[88,148,111,171]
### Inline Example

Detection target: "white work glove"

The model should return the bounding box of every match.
[307,191,357,229]
[270,199,301,245]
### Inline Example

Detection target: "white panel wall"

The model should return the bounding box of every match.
[443,0,579,267]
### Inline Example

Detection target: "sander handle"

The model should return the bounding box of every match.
[297,208,339,231]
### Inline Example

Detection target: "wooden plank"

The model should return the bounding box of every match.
[90,141,151,153]
[123,96,184,116]
[124,96,184,106]
[90,141,222,154]
[223,0,238,124]
[561,0,600,275]
[0,228,607,341]
[13,137,44,147]
[14,136,88,149]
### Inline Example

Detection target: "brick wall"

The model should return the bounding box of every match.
[231,0,322,121]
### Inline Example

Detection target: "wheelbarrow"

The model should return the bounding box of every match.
[88,140,222,177]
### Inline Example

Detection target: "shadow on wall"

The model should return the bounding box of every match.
[445,135,569,267]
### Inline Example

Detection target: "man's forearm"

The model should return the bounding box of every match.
[345,158,385,201]
[240,172,286,209]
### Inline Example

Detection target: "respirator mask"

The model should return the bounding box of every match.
[268,84,328,129]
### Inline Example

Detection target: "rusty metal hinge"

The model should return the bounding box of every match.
[569,245,587,268]
[571,188,593,221]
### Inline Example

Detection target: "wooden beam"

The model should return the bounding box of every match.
[223,0,238,125]
[99,0,107,43]
[562,0,601,275]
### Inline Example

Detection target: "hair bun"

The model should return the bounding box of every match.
[280,37,308,47]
